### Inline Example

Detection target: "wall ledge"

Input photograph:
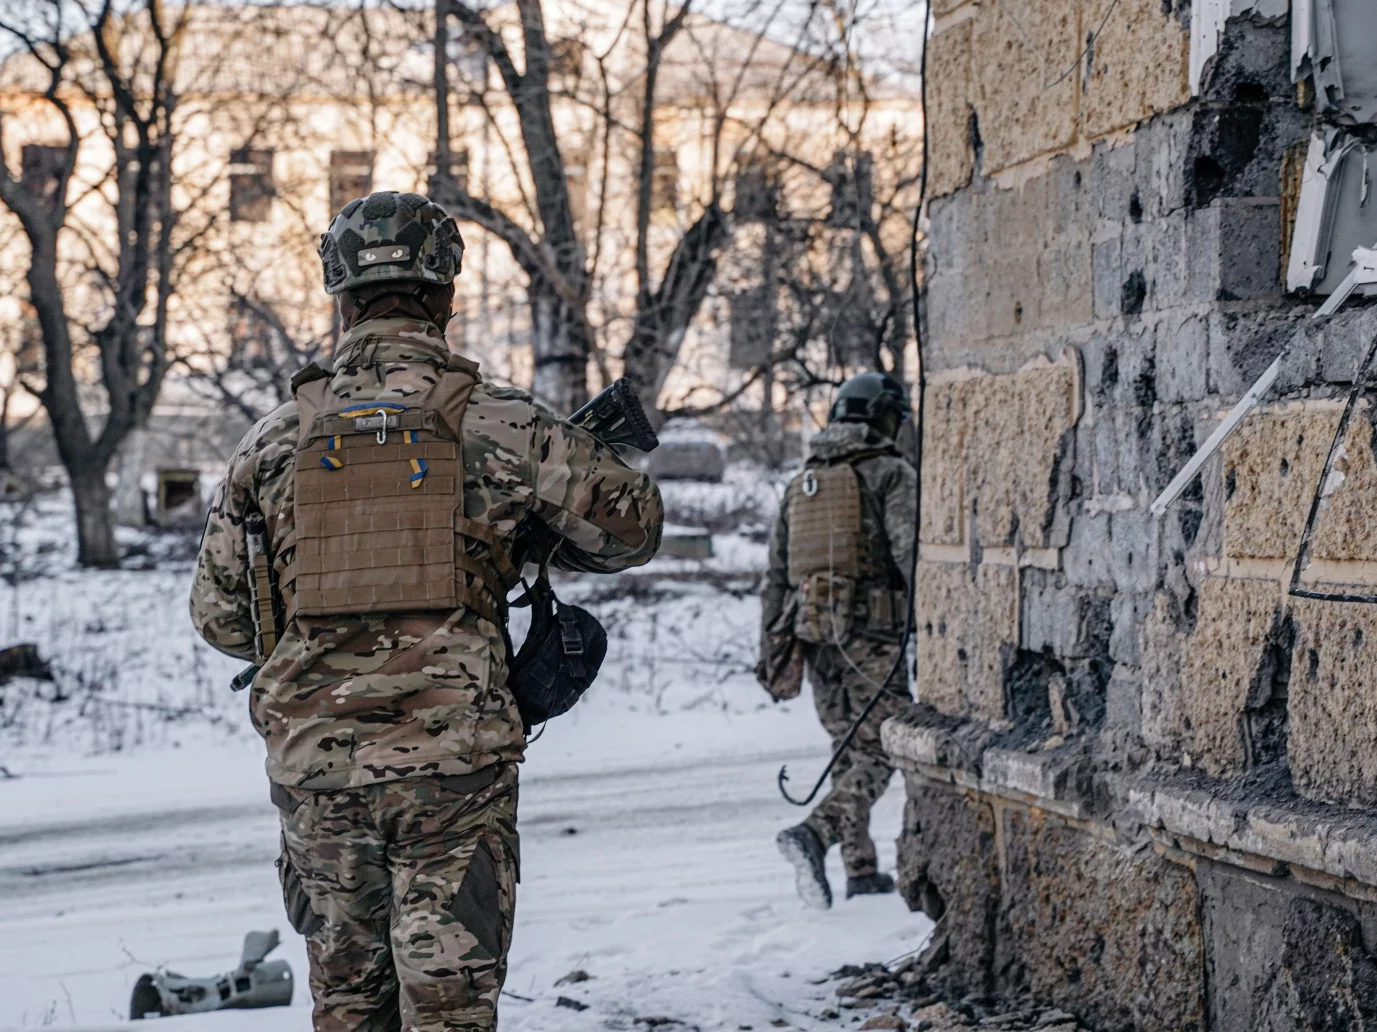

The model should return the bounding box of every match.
[884,704,1377,897]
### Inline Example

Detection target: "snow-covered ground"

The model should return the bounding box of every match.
[0,487,931,1032]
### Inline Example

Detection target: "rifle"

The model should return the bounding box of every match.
[568,378,659,452]
[231,510,278,693]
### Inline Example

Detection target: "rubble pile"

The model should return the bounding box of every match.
[822,961,1082,1032]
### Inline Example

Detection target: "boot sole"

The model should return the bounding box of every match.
[776,830,832,911]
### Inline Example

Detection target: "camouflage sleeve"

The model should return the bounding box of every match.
[761,490,792,641]
[882,457,919,590]
[530,405,664,574]
[188,421,270,660]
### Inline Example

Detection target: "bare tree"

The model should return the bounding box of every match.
[0,0,182,566]
[425,0,830,416]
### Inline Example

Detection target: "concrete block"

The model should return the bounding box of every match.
[1022,571,1081,656]
[1181,576,1283,777]
[970,0,1079,173]
[925,21,975,199]
[1092,237,1123,320]
[1109,506,1158,592]
[882,703,996,773]
[983,747,1086,800]
[1137,780,1247,844]
[1227,802,1329,873]
[1064,510,1116,588]
[1150,212,1191,311]
[1105,663,1142,733]
[1290,595,1377,807]
[1139,593,1188,757]
[1080,0,1190,140]
[1109,592,1145,664]
[916,560,1019,721]
[1221,407,1341,560]
[1002,810,1207,1032]
[919,378,970,546]
[1157,310,1209,405]
[1217,200,1282,301]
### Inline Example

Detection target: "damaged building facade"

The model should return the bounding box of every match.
[888,0,1377,1026]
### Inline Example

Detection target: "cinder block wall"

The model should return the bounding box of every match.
[889,2,1377,1027]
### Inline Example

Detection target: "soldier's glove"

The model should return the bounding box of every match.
[758,632,803,702]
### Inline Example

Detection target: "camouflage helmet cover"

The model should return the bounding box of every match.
[828,370,912,426]
[318,191,464,296]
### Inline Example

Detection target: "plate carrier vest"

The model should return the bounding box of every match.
[280,353,518,628]
[786,450,904,645]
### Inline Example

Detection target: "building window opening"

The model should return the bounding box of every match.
[229,148,275,223]
[329,150,374,215]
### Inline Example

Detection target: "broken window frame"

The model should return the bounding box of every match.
[1292,0,1377,123]
[1285,129,1377,298]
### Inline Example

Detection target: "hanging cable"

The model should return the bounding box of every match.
[1287,331,1377,605]
[778,0,930,806]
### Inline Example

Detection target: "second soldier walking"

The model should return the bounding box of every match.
[759,372,916,910]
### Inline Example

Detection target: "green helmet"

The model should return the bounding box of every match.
[318,191,464,296]
[828,371,911,427]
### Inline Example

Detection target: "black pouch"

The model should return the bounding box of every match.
[507,573,607,732]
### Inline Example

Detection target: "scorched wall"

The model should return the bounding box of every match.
[888,0,1377,1027]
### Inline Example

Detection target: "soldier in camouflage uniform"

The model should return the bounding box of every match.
[190,191,663,1032]
[758,372,915,910]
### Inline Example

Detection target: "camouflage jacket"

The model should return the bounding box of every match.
[191,317,663,789]
[761,422,917,645]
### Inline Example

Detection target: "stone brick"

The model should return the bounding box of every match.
[969,0,1079,173]
[1221,406,1339,560]
[1156,310,1208,405]
[922,362,1081,552]
[1079,0,1189,140]
[1139,592,1187,757]
[1181,576,1283,777]
[895,778,1001,998]
[1092,236,1122,321]
[926,22,975,200]
[916,560,1018,721]
[920,378,972,546]
[965,361,1080,548]
[1002,809,1207,1032]
[1290,596,1377,806]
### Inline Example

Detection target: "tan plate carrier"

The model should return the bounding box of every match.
[282,355,518,628]
[786,456,903,646]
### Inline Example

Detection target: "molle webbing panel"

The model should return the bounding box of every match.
[285,361,510,626]
[292,435,466,617]
[786,463,863,585]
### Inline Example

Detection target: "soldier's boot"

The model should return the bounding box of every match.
[776,824,832,910]
[845,871,896,898]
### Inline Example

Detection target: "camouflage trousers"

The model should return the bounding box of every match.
[801,638,909,879]
[273,764,519,1032]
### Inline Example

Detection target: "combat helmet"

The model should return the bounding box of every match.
[318,191,465,295]
[827,371,911,430]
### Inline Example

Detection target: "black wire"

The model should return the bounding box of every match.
[777,2,931,807]
[1287,331,1377,605]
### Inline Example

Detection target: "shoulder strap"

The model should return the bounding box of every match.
[292,378,334,450]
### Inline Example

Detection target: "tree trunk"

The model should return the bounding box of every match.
[530,282,588,415]
[71,466,119,569]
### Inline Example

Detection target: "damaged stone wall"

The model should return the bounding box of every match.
[892,0,1377,1026]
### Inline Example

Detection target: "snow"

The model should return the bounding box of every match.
[0,487,932,1031]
